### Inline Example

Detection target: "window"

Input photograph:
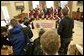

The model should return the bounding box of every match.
[60,1,68,9]
[46,1,54,8]
[32,1,39,9]
[1,6,10,24]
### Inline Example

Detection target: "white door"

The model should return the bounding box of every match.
[1,6,10,24]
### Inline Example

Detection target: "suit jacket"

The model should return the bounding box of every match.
[57,15,74,38]
[43,8,48,15]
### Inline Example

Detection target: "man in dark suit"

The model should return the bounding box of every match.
[43,5,48,18]
[57,7,74,55]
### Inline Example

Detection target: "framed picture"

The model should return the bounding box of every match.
[77,1,83,6]
[15,2,24,10]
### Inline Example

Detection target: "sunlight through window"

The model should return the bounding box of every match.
[32,1,39,9]
[60,1,68,9]
[46,1,54,8]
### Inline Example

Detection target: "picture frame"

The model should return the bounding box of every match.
[15,2,24,10]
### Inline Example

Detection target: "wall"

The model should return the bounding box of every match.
[9,1,21,17]
[28,1,32,10]
[54,1,60,8]
[1,1,29,19]
[23,1,29,17]
[72,1,83,12]
[1,1,20,19]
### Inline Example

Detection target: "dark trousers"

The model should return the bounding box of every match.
[58,38,72,55]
